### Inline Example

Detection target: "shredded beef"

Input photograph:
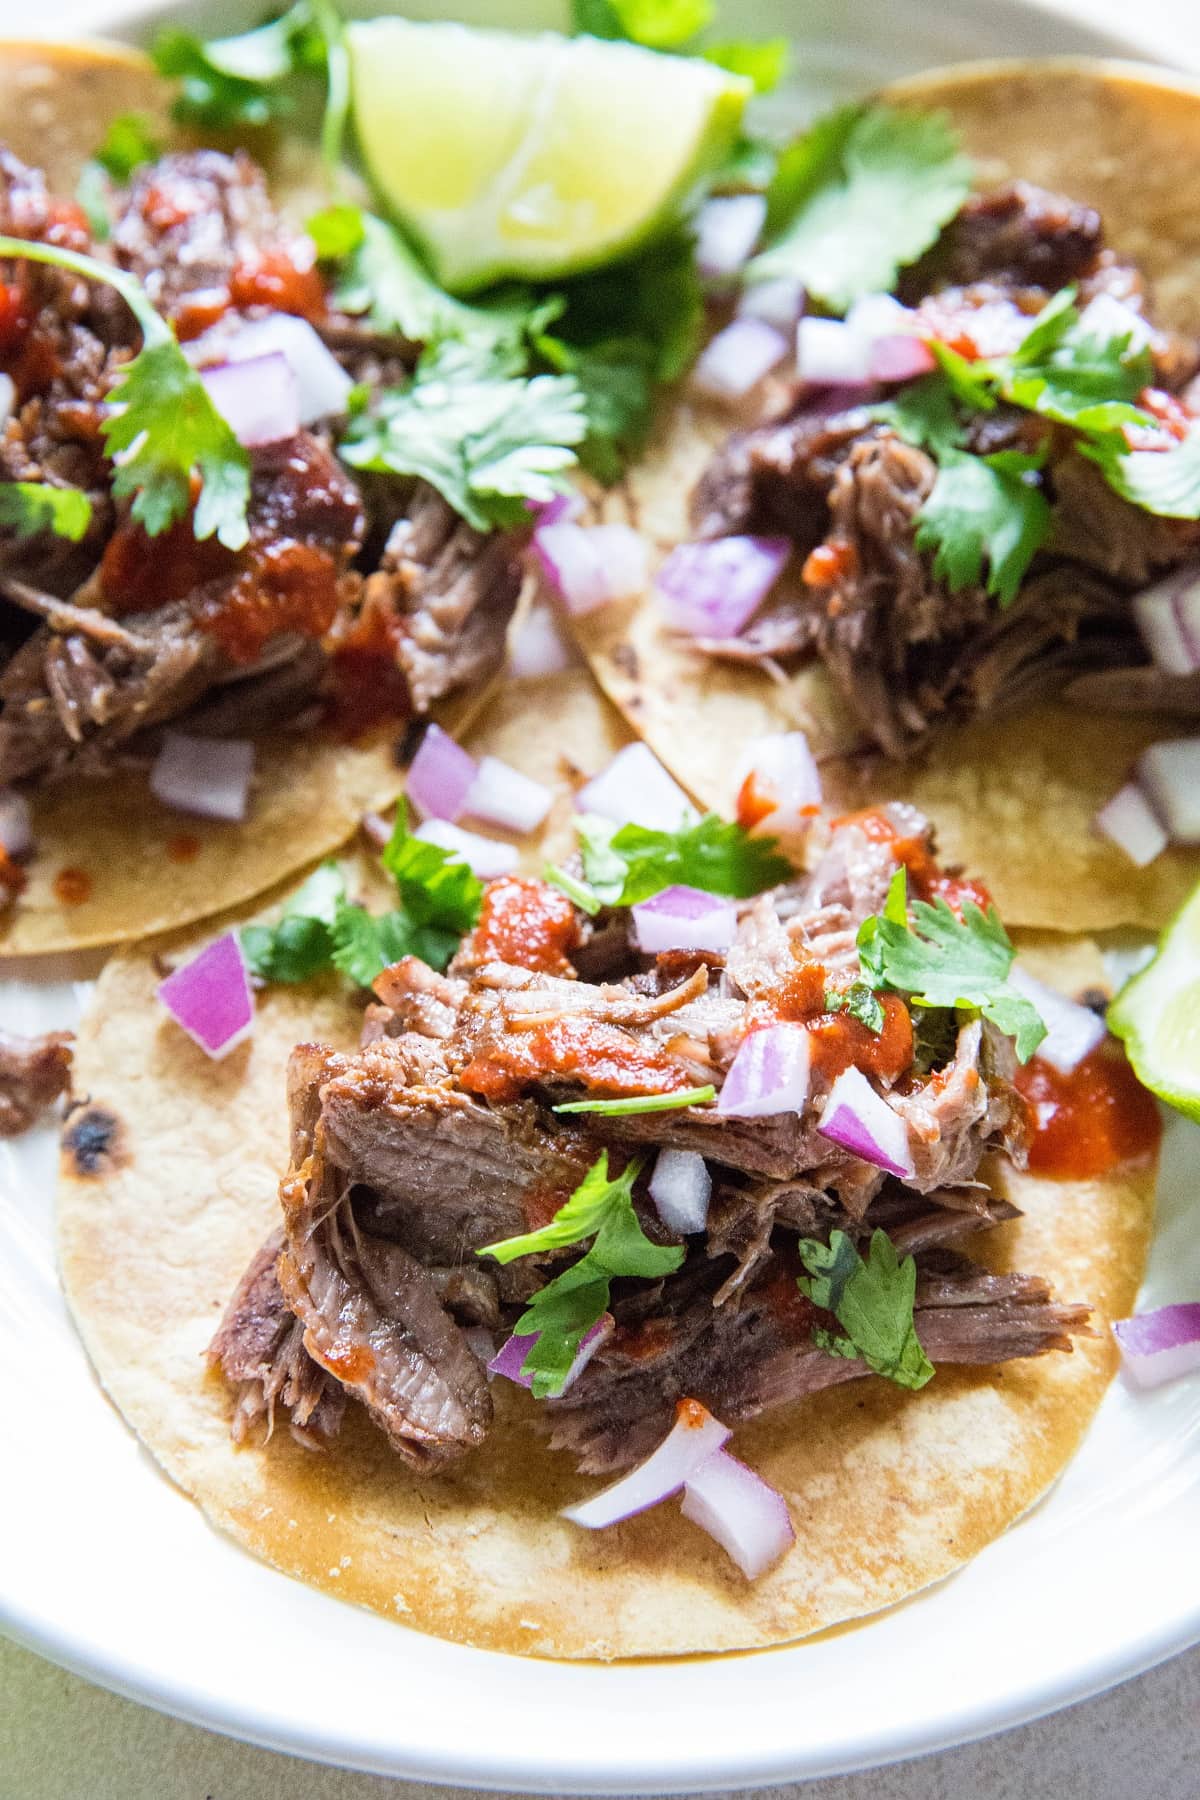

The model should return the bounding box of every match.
[0,1026,72,1135]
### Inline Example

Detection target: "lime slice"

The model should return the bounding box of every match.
[1109,879,1200,1120]
[346,20,751,292]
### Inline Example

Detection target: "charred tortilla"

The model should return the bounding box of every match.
[573,61,1200,933]
[0,42,489,955]
[57,670,1158,1658]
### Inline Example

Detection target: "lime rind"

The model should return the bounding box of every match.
[347,21,751,293]
[1109,880,1200,1122]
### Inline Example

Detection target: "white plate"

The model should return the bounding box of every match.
[4,1,1200,1789]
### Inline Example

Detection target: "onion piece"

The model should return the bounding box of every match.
[414,819,518,879]
[529,489,585,528]
[691,316,788,401]
[796,316,872,387]
[732,731,821,836]
[680,1446,795,1579]
[533,521,648,616]
[150,732,254,822]
[817,1064,914,1178]
[0,788,33,859]
[654,535,790,639]
[191,312,354,424]
[695,194,767,280]
[200,352,301,447]
[464,755,553,835]
[405,723,478,823]
[0,372,13,429]
[1136,737,1200,843]
[157,931,254,1060]
[738,276,805,334]
[562,1398,731,1528]
[845,292,919,340]
[575,742,697,833]
[1113,1304,1200,1389]
[509,597,576,678]
[1009,965,1107,1075]
[490,1314,613,1393]
[1094,782,1169,868]
[717,1023,812,1119]
[632,884,737,953]
[649,1148,711,1235]
[869,334,936,382]
[1133,567,1200,675]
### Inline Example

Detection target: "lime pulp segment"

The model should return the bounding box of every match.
[1110,879,1200,1121]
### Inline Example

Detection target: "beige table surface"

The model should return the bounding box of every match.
[3,0,1200,1793]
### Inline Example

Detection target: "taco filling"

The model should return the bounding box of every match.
[0,144,526,793]
[208,804,1112,1487]
[689,176,1200,757]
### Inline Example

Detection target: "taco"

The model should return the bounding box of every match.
[572,62,1200,933]
[0,42,547,953]
[57,669,1160,1657]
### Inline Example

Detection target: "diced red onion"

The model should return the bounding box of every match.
[691,317,789,401]
[406,723,478,823]
[695,194,767,280]
[0,787,33,858]
[1078,292,1154,354]
[192,312,353,425]
[738,276,805,334]
[0,372,13,429]
[529,489,585,528]
[575,742,697,833]
[869,334,936,382]
[157,931,254,1059]
[1094,782,1169,868]
[1133,566,1200,675]
[149,732,254,823]
[649,1148,711,1235]
[718,1023,812,1119]
[680,1446,795,1579]
[654,535,790,639]
[533,521,648,616]
[200,352,301,447]
[845,293,917,340]
[509,597,576,678]
[490,1313,613,1393]
[464,755,552,835]
[817,1064,914,1178]
[1008,965,1106,1075]
[1136,737,1200,844]
[732,731,821,836]
[562,1398,731,1528]
[796,316,872,387]
[414,819,518,879]
[632,883,737,953]
[1113,1304,1200,1389]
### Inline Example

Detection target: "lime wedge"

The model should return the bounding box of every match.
[1109,879,1200,1120]
[346,20,752,292]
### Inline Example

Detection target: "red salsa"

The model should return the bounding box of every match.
[461,1014,692,1107]
[463,876,581,977]
[1015,1041,1161,1178]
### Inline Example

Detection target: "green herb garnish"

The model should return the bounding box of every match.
[553,1084,716,1115]
[565,810,791,908]
[823,980,885,1034]
[0,483,92,543]
[798,1228,934,1390]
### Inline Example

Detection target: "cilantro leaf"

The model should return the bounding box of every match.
[609,0,714,47]
[328,901,456,987]
[0,236,250,550]
[152,23,299,129]
[577,810,790,907]
[797,1228,934,1390]
[824,981,885,1034]
[1080,426,1200,520]
[553,1084,716,1115]
[93,112,161,181]
[913,448,1051,607]
[702,37,789,93]
[340,339,585,530]
[0,483,92,542]
[542,863,603,916]
[750,104,971,312]
[480,1151,684,1398]
[1002,288,1153,432]
[857,868,1047,1061]
[380,800,483,935]
[240,863,346,984]
[871,372,968,458]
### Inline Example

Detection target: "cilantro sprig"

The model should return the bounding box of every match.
[748,104,972,312]
[798,1228,934,1390]
[241,802,483,987]
[549,810,791,911]
[479,1152,684,1398]
[856,869,1046,1061]
[824,980,885,1034]
[569,0,788,94]
[0,235,250,549]
[553,1084,716,1115]
[0,483,92,542]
